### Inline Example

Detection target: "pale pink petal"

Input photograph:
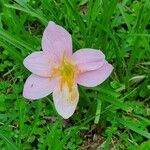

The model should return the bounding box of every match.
[77,62,113,87]
[23,51,56,77]
[53,83,79,119]
[72,48,105,72]
[23,74,56,100]
[42,21,72,59]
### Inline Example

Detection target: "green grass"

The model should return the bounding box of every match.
[0,0,150,149]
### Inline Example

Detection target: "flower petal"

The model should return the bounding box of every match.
[23,74,56,100]
[72,48,105,72]
[23,51,56,77]
[53,83,79,119]
[77,62,113,87]
[42,21,72,59]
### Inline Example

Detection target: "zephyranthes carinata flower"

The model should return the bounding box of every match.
[23,21,113,119]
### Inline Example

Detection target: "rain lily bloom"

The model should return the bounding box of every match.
[23,21,113,119]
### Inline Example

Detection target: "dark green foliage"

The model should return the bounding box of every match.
[0,0,150,149]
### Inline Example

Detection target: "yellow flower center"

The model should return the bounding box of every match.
[58,57,76,91]
[50,53,77,93]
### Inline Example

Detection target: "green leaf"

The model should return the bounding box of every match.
[117,118,150,139]
[0,132,19,150]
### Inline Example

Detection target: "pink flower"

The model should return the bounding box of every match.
[23,21,113,119]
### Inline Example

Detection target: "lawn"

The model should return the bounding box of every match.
[0,0,150,149]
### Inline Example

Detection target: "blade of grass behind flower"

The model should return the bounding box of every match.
[0,41,23,63]
[63,0,86,40]
[0,132,19,150]
[117,118,150,139]
[5,2,48,26]
[0,29,34,52]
